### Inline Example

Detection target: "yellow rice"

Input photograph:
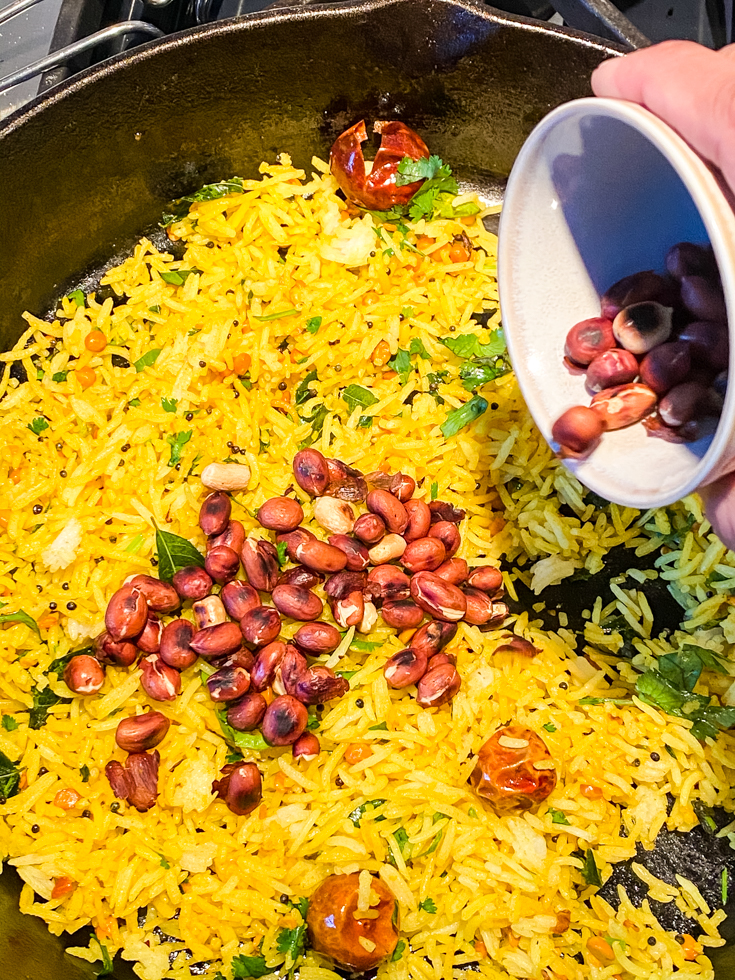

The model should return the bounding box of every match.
[0,152,734,980]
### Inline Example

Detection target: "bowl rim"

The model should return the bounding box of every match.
[498,95,735,510]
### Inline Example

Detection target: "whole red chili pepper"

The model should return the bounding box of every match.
[329,120,430,210]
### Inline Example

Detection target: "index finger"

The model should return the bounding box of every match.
[591,40,735,196]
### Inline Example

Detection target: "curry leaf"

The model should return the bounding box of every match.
[0,609,40,637]
[581,849,602,887]
[155,528,205,582]
[391,940,406,962]
[342,384,379,414]
[0,750,21,801]
[441,395,488,437]
[159,269,200,286]
[134,349,162,373]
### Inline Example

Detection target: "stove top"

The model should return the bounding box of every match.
[0,0,731,121]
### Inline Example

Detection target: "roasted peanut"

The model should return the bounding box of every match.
[292,537,348,574]
[429,652,456,668]
[105,585,147,641]
[292,732,320,761]
[409,620,458,659]
[262,695,308,745]
[330,591,365,628]
[480,601,510,630]
[585,348,639,394]
[129,574,180,614]
[106,750,160,812]
[325,569,368,599]
[208,519,246,555]
[221,580,260,620]
[384,647,428,688]
[600,270,675,321]
[204,544,240,584]
[681,275,726,322]
[366,488,408,533]
[434,557,469,585]
[463,587,503,626]
[278,564,324,588]
[494,634,539,657]
[293,621,342,655]
[381,599,424,629]
[257,496,304,532]
[659,381,723,427]
[365,470,393,490]
[159,619,197,670]
[95,631,137,667]
[212,761,262,815]
[172,565,213,601]
[271,584,323,621]
[239,606,282,648]
[416,662,461,708]
[358,600,378,634]
[353,512,386,544]
[292,665,349,705]
[201,461,251,492]
[313,496,355,535]
[328,534,370,570]
[250,640,287,691]
[390,472,415,502]
[366,564,411,601]
[193,594,228,629]
[293,448,330,496]
[410,571,467,622]
[368,533,407,565]
[564,316,615,366]
[467,566,503,595]
[678,320,729,371]
[199,490,231,536]
[552,405,605,457]
[590,382,658,429]
[429,500,465,524]
[403,498,432,542]
[214,648,255,672]
[207,665,251,702]
[64,655,105,695]
[136,614,162,654]
[428,521,460,558]
[227,692,267,731]
[190,621,242,659]
[140,655,181,701]
[115,711,170,752]
[241,537,280,592]
[324,458,367,502]
[401,536,446,573]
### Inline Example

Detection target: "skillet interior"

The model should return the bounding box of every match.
[8,0,734,976]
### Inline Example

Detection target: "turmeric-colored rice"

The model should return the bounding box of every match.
[1,153,734,980]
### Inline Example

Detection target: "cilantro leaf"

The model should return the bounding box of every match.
[305,316,322,335]
[408,337,430,359]
[440,330,506,360]
[342,384,379,414]
[27,417,49,435]
[161,397,178,413]
[548,808,570,826]
[459,358,510,391]
[276,541,288,567]
[92,936,114,976]
[406,166,458,221]
[395,154,446,186]
[231,954,271,978]
[66,289,85,307]
[276,899,308,966]
[0,749,21,801]
[348,799,387,827]
[155,528,205,582]
[440,395,488,437]
[388,348,413,385]
[52,371,68,383]
[295,369,318,407]
[351,637,383,652]
[80,764,90,782]
[419,897,437,913]
[542,722,557,733]
[159,269,200,286]
[391,940,406,962]
[218,712,270,753]
[1,715,18,731]
[430,481,439,500]
[166,430,192,467]
[134,349,162,373]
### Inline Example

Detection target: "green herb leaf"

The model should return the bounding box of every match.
[358,416,373,429]
[159,269,200,286]
[92,936,114,977]
[218,712,270,753]
[124,533,145,555]
[419,897,437,913]
[542,722,557,733]
[577,696,634,706]
[80,764,90,782]
[231,954,271,978]
[148,305,161,314]
[162,179,246,225]
[295,369,318,407]
[342,384,379,414]
[253,308,299,322]
[548,807,571,826]
[161,396,178,413]
[424,830,443,855]
[387,348,413,386]
[369,722,389,732]
[305,316,322,335]
[468,807,478,818]
[67,289,85,307]
[166,430,192,467]
[430,481,438,500]
[348,799,387,827]
[581,849,602,887]
[1,715,18,731]
[0,609,40,637]
[27,417,49,435]
[391,940,406,962]
[52,371,69,383]
[276,903,308,965]
[393,827,410,857]
[459,358,510,391]
[350,637,383,652]
[408,337,430,359]
[401,306,415,318]
[396,154,446,186]
[440,395,488,437]
[276,541,288,567]
[440,330,506,360]
[134,349,162,373]
[155,527,205,583]
[0,750,21,800]
[128,397,141,408]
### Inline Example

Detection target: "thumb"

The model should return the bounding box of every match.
[699,471,735,550]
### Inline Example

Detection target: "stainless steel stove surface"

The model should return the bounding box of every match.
[0,0,732,120]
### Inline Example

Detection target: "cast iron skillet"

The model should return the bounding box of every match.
[1,1,733,976]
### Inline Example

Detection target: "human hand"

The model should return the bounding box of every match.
[593,40,735,548]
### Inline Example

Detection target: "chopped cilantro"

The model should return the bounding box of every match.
[161,396,178,413]
[0,749,21,800]
[231,954,270,978]
[66,289,85,307]
[548,808,570,826]
[305,316,322,335]
[440,330,506,360]
[348,799,387,827]
[128,397,141,407]
[430,481,439,500]
[134,349,162,373]
[276,541,288,567]
[52,371,68,383]
[542,722,557,733]
[80,764,90,782]
[391,940,406,962]
[1,715,18,731]
[388,348,413,385]
[159,268,200,286]
[27,417,49,435]
[166,430,192,467]
[419,897,437,913]
[408,337,430,359]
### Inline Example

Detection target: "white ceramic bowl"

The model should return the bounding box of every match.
[498,97,735,509]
